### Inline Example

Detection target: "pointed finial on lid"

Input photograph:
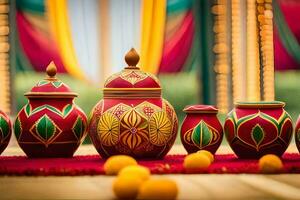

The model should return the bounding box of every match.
[46,61,57,78]
[125,48,140,69]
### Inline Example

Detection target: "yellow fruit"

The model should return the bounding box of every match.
[104,155,137,175]
[138,179,178,200]
[119,165,150,181]
[183,153,211,171]
[197,150,214,162]
[113,175,143,200]
[259,154,283,173]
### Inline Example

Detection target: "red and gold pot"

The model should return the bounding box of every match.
[89,48,178,159]
[14,62,88,158]
[295,115,300,152]
[224,101,293,158]
[180,105,223,154]
[0,110,11,155]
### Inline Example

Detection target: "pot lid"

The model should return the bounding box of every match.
[103,48,161,90]
[24,62,77,98]
[183,105,218,113]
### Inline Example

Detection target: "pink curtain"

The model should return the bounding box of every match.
[159,11,195,73]
[274,0,300,70]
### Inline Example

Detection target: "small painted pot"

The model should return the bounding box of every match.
[224,101,293,158]
[14,62,88,158]
[0,110,11,155]
[180,105,223,154]
[295,115,300,153]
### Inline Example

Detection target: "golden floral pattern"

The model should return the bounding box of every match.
[120,108,148,149]
[120,70,148,85]
[113,105,125,118]
[97,112,119,146]
[149,112,172,146]
[135,101,161,119]
[93,101,178,157]
[104,69,161,87]
[143,106,154,117]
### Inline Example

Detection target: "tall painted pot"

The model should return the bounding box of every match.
[180,105,223,154]
[14,62,88,158]
[224,101,293,158]
[89,49,178,159]
[0,110,11,155]
[295,115,300,152]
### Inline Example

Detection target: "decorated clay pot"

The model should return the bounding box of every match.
[14,62,88,158]
[89,48,178,159]
[295,115,300,152]
[0,110,11,155]
[180,105,223,154]
[224,101,293,158]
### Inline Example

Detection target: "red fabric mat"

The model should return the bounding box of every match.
[0,154,300,176]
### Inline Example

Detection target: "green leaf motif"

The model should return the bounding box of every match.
[261,112,281,132]
[27,105,72,118]
[73,117,85,139]
[25,104,31,116]
[0,116,9,139]
[252,124,264,146]
[37,80,49,86]
[36,115,56,141]
[227,111,236,125]
[237,113,258,127]
[63,104,73,116]
[31,105,61,116]
[14,117,22,140]
[45,106,61,116]
[52,81,63,88]
[192,121,212,148]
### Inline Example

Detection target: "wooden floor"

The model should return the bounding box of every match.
[1,142,300,200]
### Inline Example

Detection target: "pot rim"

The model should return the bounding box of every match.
[103,88,161,91]
[24,92,78,98]
[103,88,162,98]
[235,101,285,108]
[183,105,218,113]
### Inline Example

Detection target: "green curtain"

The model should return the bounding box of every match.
[167,0,192,14]
[194,0,215,104]
[16,0,45,14]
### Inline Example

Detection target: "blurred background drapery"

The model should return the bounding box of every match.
[3,0,300,123]
[14,0,204,78]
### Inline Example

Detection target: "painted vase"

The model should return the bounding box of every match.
[0,110,11,155]
[14,62,88,158]
[89,48,178,159]
[295,115,300,153]
[180,105,223,154]
[224,101,293,158]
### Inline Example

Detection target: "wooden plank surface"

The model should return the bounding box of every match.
[0,143,300,199]
[1,174,300,199]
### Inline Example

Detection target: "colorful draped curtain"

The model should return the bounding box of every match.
[274,0,300,70]
[13,0,300,83]
[14,0,201,82]
[15,0,65,72]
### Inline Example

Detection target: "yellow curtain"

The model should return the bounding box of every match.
[140,0,166,74]
[46,0,86,80]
